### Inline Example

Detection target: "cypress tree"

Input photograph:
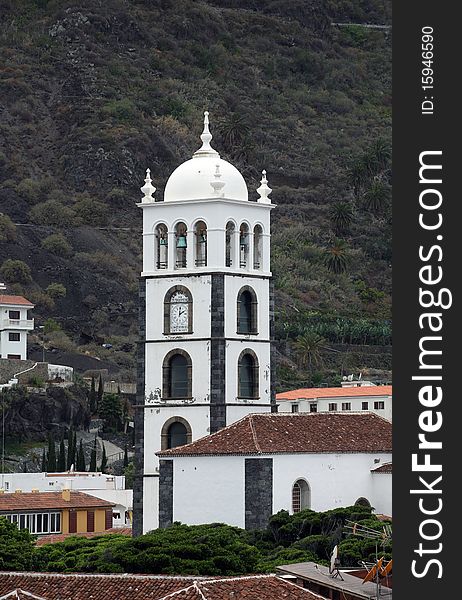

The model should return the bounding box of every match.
[89,437,97,472]
[22,460,27,473]
[47,435,56,473]
[89,376,97,414]
[100,443,107,473]
[123,443,129,468]
[67,428,76,470]
[57,437,66,472]
[97,374,104,412]
[41,449,47,472]
[77,439,86,472]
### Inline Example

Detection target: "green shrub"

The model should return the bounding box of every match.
[0,213,16,241]
[0,259,32,283]
[43,318,61,333]
[46,283,67,299]
[101,98,137,122]
[30,200,75,227]
[74,196,108,226]
[41,233,72,257]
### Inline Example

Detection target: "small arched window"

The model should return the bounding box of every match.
[194,221,207,267]
[292,479,311,513]
[239,223,249,268]
[226,221,236,267]
[164,286,193,334]
[161,417,192,450]
[253,225,263,270]
[163,350,192,399]
[238,350,259,398]
[155,224,168,270]
[175,222,187,269]
[237,287,258,334]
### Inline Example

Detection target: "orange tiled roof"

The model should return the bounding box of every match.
[0,491,115,512]
[158,412,392,457]
[35,527,132,546]
[0,574,325,600]
[0,295,34,307]
[277,385,392,401]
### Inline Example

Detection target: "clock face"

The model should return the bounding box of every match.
[170,292,189,333]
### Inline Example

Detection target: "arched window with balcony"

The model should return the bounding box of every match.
[238,350,259,398]
[239,223,249,268]
[162,350,192,399]
[253,225,263,270]
[161,417,192,450]
[237,286,258,334]
[175,222,187,269]
[292,479,311,513]
[194,220,207,267]
[155,223,168,270]
[226,221,236,267]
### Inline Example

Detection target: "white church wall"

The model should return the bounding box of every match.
[226,404,271,426]
[172,456,245,527]
[370,473,392,516]
[272,453,392,515]
[143,474,159,532]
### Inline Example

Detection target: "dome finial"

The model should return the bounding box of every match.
[194,110,219,158]
[257,169,272,203]
[140,168,156,202]
[210,163,226,197]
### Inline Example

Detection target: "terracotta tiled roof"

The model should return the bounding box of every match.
[158,413,392,457]
[0,574,325,600]
[0,573,195,600]
[35,527,132,546]
[160,575,325,599]
[371,462,392,473]
[0,295,34,307]
[0,591,48,600]
[277,385,392,401]
[0,491,115,512]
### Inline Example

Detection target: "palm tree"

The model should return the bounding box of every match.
[294,332,327,369]
[324,239,349,274]
[363,179,390,212]
[329,202,354,234]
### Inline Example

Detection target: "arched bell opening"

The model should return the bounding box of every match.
[226,221,236,268]
[194,220,207,267]
[175,222,188,269]
[239,223,249,269]
[253,225,263,270]
[155,223,168,270]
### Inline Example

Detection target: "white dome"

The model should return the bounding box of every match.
[163,111,248,202]
[164,156,248,202]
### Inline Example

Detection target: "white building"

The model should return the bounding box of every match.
[0,291,34,360]
[134,112,276,534]
[277,385,392,422]
[0,472,132,528]
[156,412,392,529]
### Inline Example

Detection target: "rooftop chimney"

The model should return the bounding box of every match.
[62,489,71,501]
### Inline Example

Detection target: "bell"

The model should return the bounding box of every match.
[177,235,187,248]
[199,233,207,243]
[159,236,168,246]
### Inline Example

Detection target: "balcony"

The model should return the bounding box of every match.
[1,318,34,330]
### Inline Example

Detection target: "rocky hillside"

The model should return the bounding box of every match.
[0,0,391,387]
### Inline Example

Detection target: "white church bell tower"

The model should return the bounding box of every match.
[133,112,276,534]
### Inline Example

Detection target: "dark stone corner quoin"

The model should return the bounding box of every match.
[245,457,273,530]
[158,460,174,528]
[132,277,146,537]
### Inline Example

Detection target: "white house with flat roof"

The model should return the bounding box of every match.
[0,288,34,360]
[276,385,392,421]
